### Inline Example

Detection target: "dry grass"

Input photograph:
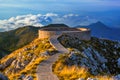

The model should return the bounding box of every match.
[95,76,113,80]
[0,38,55,80]
[9,57,47,80]
[53,61,90,80]
[53,54,113,80]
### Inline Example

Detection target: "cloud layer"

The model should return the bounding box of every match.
[0,13,97,32]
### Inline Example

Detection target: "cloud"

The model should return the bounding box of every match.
[44,13,58,17]
[0,13,54,31]
[63,14,79,18]
[0,13,98,32]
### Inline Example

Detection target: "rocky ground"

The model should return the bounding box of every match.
[57,35,120,80]
[0,34,120,80]
[0,38,56,80]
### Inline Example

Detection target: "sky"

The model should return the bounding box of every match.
[0,0,120,31]
[0,0,120,12]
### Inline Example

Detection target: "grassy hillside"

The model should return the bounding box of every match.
[0,26,40,58]
[0,24,69,58]
[0,38,56,80]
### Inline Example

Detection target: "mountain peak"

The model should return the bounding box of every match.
[96,21,103,24]
[90,21,107,27]
[45,24,69,28]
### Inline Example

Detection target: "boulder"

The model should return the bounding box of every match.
[87,78,98,80]
[41,51,50,57]
[31,45,37,50]
[18,74,25,79]
[23,76,33,80]
[16,60,22,69]
[21,60,29,67]
[11,60,17,67]
[23,47,30,51]
[0,73,8,80]
[0,64,5,70]
[0,57,16,70]
[76,78,84,80]
[4,57,15,67]
[117,58,120,68]
[27,53,33,57]
[114,74,120,80]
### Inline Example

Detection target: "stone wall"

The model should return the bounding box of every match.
[39,30,62,39]
[38,28,91,40]
[63,30,91,40]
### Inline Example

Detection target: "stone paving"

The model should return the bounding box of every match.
[36,53,59,80]
[36,35,69,80]
[49,35,69,53]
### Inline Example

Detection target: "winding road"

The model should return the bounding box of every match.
[36,35,69,80]
[49,35,69,53]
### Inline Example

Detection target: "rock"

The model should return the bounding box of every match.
[27,53,33,57]
[23,47,30,51]
[41,51,50,57]
[87,78,98,80]
[0,64,5,70]
[11,60,17,67]
[23,76,33,80]
[68,51,77,60]
[18,52,22,57]
[18,74,25,79]
[31,45,37,50]
[4,57,15,67]
[76,78,84,80]
[0,73,8,80]
[117,58,120,68]
[21,60,29,67]
[16,61,22,69]
[114,74,120,80]
[31,56,37,62]
[18,52,26,60]
[13,61,23,73]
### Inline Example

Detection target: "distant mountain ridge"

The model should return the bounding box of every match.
[0,24,70,58]
[0,23,120,58]
[0,26,40,58]
[76,21,120,41]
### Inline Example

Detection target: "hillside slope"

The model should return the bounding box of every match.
[52,35,120,80]
[0,24,69,58]
[0,33,120,80]
[0,38,56,80]
[0,26,40,58]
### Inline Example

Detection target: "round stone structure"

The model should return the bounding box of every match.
[38,25,91,40]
